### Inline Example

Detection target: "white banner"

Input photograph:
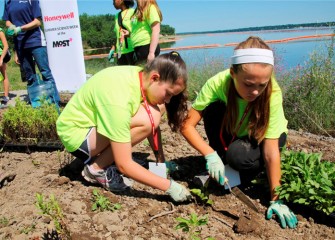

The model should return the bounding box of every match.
[39,0,86,92]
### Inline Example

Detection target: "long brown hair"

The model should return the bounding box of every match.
[134,0,163,22]
[143,51,188,132]
[223,36,273,143]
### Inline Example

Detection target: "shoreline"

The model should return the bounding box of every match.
[84,33,334,60]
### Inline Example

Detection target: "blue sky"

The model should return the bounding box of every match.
[77,0,335,33]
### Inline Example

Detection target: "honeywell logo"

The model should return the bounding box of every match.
[44,12,75,22]
[53,38,73,48]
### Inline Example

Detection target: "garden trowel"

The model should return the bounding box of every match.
[225,181,259,213]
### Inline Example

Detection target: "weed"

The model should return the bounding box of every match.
[20,223,36,234]
[0,216,9,227]
[35,193,71,239]
[175,213,210,240]
[91,189,121,212]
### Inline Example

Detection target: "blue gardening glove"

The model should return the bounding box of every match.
[108,49,115,63]
[204,151,225,185]
[6,25,22,36]
[165,161,181,173]
[266,200,298,229]
[166,180,192,202]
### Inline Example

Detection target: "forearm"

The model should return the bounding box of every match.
[11,18,41,31]
[149,23,160,55]
[118,160,170,191]
[263,140,282,200]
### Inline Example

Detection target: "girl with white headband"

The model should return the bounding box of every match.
[181,36,297,229]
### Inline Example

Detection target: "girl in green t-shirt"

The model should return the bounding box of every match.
[0,27,11,106]
[57,51,191,202]
[181,36,298,229]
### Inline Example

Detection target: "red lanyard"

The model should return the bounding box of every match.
[220,104,251,151]
[139,72,159,151]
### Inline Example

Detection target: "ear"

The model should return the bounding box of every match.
[149,71,160,83]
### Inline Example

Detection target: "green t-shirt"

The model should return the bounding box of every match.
[56,66,142,152]
[114,8,135,54]
[130,5,161,47]
[192,69,288,139]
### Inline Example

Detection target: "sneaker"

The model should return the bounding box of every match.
[1,96,9,104]
[81,165,130,192]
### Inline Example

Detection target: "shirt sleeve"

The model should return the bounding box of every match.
[32,0,42,19]
[147,5,161,26]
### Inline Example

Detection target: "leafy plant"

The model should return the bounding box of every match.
[91,189,121,212]
[190,178,213,206]
[0,216,9,227]
[35,193,71,239]
[0,98,59,143]
[175,213,209,240]
[276,150,335,215]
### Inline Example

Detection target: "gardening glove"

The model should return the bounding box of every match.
[165,161,181,173]
[204,151,225,185]
[166,180,192,202]
[7,25,22,36]
[108,49,115,63]
[266,200,298,229]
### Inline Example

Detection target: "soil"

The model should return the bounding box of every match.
[1,113,335,239]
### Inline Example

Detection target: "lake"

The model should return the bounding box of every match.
[160,27,335,70]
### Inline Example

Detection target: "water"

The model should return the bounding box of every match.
[160,28,335,70]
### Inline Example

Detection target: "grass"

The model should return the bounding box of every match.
[2,39,334,137]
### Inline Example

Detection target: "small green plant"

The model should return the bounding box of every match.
[91,189,121,212]
[190,179,213,206]
[0,216,9,227]
[175,213,209,240]
[35,193,70,238]
[276,150,335,215]
[20,223,36,234]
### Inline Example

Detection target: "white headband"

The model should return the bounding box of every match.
[231,48,274,66]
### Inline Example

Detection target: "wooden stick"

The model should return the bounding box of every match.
[147,202,176,222]
[211,215,234,228]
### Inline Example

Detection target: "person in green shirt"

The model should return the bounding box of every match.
[112,0,135,65]
[130,0,162,64]
[181,36,298,229]
[0,27,11,106]
[57,51,191,202]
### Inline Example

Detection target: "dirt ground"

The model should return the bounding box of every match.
[1,116,335,239]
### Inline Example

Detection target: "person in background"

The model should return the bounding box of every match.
[2,0,60,103]
[113,0,136,65]
[0,26,10,107]
[181,36,298,229]
[130,0,162,65]
[57,52,191,202]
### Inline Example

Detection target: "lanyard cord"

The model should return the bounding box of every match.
[139,72,159,151]
[220,103,251,151]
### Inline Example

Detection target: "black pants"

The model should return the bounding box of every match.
[203,101,287,182]
[117,51,136,65]
[134,44,160,65]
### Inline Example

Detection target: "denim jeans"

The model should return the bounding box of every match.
[19,46,60,102]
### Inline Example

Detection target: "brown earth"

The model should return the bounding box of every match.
[1,116,335,239]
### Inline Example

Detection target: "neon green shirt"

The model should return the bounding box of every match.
[130,5,161,47]
[192,69,288,139]
[114,8,135,54]
[56,66,142,152]
[0,28,5,55]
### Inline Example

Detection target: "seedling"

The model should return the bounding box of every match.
[91,189,121,212]
[20,223,36,234]
[190,178,213,206]
[175,213,209,240]
[0,216,9,227]
[35,193,71,239]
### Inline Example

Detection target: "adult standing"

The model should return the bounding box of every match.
[131,0,162,65]
[113,0,136,65]
[181,36,298,229]
[2,0,60,103]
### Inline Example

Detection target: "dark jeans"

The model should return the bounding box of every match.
[203,101,287,182]
[18,46,60,102]
[117,51,136,65]
[134,44,160,65]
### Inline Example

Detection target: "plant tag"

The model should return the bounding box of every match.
[224,164,241,189]
[149,162,167,179]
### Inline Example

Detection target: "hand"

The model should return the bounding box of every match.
[108,49,115,62]
[204,151,225,185]
[6,25,22,36]
[266,200,298,228]
[166,180,192,202]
